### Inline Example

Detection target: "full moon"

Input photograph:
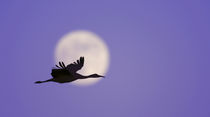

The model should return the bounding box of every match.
[54,30,110,86]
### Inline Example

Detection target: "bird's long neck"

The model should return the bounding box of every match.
[84,74,96,78]
[74,73,103,79]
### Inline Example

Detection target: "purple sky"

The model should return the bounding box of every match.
[1,0,210,117]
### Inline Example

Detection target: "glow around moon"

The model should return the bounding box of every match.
[54,30,110,86]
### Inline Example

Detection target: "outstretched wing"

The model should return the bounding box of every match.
[55,62,66,69]
[66,57,84,73]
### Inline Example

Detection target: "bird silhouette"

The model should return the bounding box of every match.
[35,57,104,84]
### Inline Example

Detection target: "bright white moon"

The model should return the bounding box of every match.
[55,30,110,86]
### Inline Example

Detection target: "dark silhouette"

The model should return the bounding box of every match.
[35,57,104,84]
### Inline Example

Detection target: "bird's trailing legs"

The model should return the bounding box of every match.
[35,79,53,84]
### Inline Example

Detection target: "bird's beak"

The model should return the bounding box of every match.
[98,75,105,78]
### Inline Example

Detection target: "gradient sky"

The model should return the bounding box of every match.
[1,0,210,117]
